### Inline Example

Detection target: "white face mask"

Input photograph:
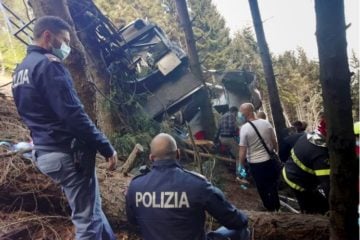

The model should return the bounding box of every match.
[52,41,71,60]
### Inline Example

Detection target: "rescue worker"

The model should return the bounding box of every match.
[282,119,329,214]
[279,121,307,162]
[238,103,280,211]
[218,106,240,159]
[12,16,117,239]
[126,133,250,240]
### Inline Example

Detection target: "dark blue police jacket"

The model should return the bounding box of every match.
[12,45,114,157]
[126,159,248,240]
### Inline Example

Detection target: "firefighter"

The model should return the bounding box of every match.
[282,119,329,214]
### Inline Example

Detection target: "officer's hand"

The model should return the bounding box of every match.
[106,151,118,171]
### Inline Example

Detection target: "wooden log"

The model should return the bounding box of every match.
[183,149,235,163]
[119,144,144,175]
[244,210,329,240]
[96,167,133,228]
[0,156,331,239]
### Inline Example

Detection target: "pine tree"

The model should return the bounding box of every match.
[273,48,322,128]
[94,0,183,43]
[187,0,231,70]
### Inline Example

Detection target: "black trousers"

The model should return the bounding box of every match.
[249,159,280,211]
[293,188,329,214]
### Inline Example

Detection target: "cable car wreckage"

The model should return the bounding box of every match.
[1,1,261,137]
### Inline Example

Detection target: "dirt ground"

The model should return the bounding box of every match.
[0,96,310,240]
[0,74,12,97]
[221,167,263,211]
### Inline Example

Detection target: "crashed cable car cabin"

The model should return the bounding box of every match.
[2,2,261,129]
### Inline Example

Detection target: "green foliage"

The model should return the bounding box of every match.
[188,0,231,70]
[109,106,160,156]
[95,0,183,43]
[273,48,322,128]
[0,33,26,72]
[106,62,160,156]
[227,28,263,76]
[0,0,27,72]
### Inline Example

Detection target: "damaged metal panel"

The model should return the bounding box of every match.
[211,70,262,112]
[144,70,203,120]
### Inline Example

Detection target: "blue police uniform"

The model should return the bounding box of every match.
[12,45,115,240]
[126,159,249,240]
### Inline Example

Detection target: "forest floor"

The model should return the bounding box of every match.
[0,74,12,97]
[0,94,264,239]
[0,94,328,240]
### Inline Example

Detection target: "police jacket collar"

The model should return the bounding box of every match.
[27,45,52,55]
[152,159,181,168]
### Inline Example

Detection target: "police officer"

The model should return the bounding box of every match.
[282,122,329,214]
[12,16,117,239]
[126,133,249,240]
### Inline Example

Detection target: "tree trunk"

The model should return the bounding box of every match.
[315,1,358,239]
[174,0,216,140]
[248,0,287,144]
[66,0,122,137]
[28,0,97,121]
[244,210,329,240]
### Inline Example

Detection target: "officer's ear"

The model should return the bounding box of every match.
[149,154,155,162]
[43,30,52,43]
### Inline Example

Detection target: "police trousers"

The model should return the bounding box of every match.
[207,226,250,240]
[34,151,115,240]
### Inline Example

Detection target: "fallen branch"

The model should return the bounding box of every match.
[185,123,203,174]
[183,149,235,163]
[119,143,144,175]
[0,211,73,240]
[279,200,300,214]
[0,148,32,158]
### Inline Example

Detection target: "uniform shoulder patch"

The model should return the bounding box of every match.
[183,169,207,181]
[44,53,61,63]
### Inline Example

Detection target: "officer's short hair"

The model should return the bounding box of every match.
[151,133,178,160]
[33,16,71,39]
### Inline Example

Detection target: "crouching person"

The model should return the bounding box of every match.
[126,133,250,240]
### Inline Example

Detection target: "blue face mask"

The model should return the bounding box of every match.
[237,112,246,124]
[52,41,71,60]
